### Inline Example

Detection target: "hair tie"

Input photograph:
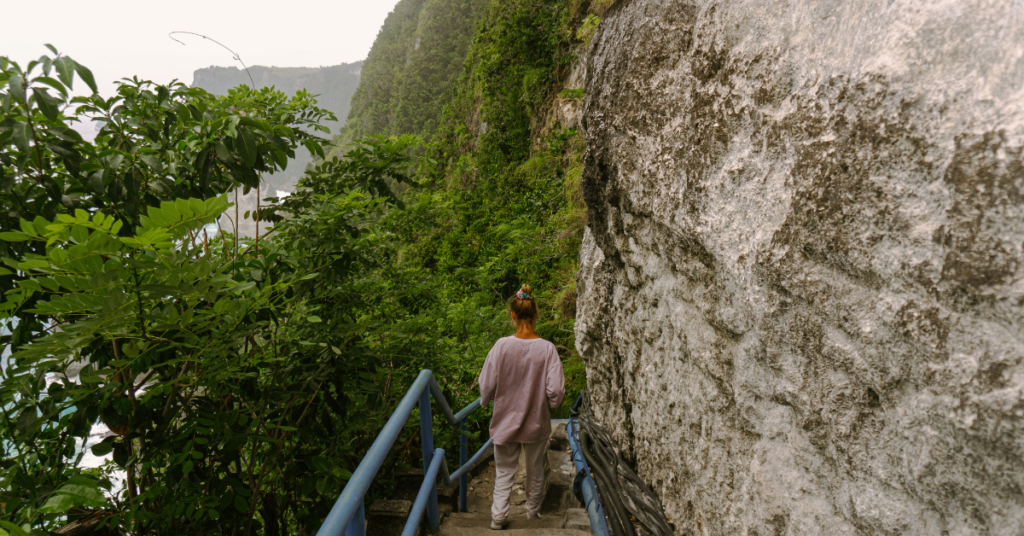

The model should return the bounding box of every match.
[516,290,533,300]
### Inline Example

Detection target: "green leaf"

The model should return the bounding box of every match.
[207,509,221,520]
[105,152,125,170]
[91,441,114,456]
[230,281,256,293]
[19,219,37,237]
[307,315,322,323]
[215,142,235,164]
[32,88,61,120]
[35,76,69,98]
[272,149,287,169]
[140,154,164,174]
[56,483,108,507]
[234,494,250,513]
[187,198,205,220]
[8,75,25,102]
[17,279,40,292]
[44,43,58,55]
[49,142,83,177]
[0,521,30,536]
[10,122,29,153]
[236,127,258,167]
[171,198,193,218]
[183,460,194,475]
[39,494,78,514]
[38,481,107,513]
[18,260,50,270]
[315,476,329,496]
[311,456,333,473]
[70,225,88,244]
[54,57,75,88]
[0,232,32,242]
[73,61,97,93]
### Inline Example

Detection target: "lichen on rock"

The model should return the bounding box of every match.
[574,0,1024,534]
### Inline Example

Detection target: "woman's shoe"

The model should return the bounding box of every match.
[490,520,505,530]
[527,512,542,520]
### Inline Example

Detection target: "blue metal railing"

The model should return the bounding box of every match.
[315,370,493,536]
[568,398,610,536]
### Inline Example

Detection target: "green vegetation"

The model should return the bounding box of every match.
[576,14,601,44]
[193,63,362,192]
[405,0,591,409]
[338,0,488,144]
[0,49,410,535]
[335,0,594,419]
[0,0,595,532]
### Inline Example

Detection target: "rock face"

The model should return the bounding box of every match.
[574,1,1024,535]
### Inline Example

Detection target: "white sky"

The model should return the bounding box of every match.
[0,0,400,98]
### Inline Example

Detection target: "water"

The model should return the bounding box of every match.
[2,318,122,495]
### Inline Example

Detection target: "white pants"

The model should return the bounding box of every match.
[492,439,547,523]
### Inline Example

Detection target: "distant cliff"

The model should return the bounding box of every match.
[192,63,362,129]
[575,0,1024,534]
[192,62,362,189]
[192,63,362,236]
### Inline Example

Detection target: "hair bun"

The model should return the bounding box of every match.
[510,284,538,321]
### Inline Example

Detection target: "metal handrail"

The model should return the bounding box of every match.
[568,397,610,536]
[315,370,493,536]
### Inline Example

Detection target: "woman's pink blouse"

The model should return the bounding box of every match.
[479,336,565,445]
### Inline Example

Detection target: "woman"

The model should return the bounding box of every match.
[479,285,566,530]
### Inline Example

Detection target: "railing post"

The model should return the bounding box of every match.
[344,500,365,536]
[459,418,468,512]
[419,386,440,532]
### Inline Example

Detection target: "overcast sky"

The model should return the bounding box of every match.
[1,0,400,97]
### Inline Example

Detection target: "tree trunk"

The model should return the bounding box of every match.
[261,492,280,536]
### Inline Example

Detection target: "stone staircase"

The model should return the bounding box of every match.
[369,422,593,536]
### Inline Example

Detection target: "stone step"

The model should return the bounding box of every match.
[368,422,589,536]
[562,509,591,533]
[439,529,592,536]
[443,512,566,530]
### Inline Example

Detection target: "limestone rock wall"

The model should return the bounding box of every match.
[574,1,1024,534]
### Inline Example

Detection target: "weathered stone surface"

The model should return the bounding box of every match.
[574,1,1024,535]
[563,508,592,532]
[368,500,415,536]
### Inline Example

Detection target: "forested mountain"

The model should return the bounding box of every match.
[338,0,488,144]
